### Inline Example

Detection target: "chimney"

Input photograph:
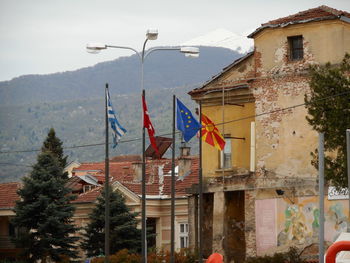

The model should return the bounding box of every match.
[180,142,191,157]
[178,143,192,179]
[132,160,142,182]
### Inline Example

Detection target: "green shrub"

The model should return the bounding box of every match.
[91,248,197,263]
[245,247,305,263]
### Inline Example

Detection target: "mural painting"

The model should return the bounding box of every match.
[255,197,349,255]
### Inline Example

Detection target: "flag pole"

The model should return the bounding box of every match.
[104,83,110,263]
[170,95,176,263]
[142,89,147,263]
[199,100,203,263]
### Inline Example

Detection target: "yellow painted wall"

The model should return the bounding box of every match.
[202,102,255,177]
[254,20,350,74]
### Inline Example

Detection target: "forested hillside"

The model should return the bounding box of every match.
[0,47,242,182]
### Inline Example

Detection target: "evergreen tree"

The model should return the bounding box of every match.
[12,152,79,262]
[82,187,142,257]
[305,53,350,188]
[42,127,68,169]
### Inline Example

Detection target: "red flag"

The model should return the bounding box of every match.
[142,94,160,157]
[201,113,226,151]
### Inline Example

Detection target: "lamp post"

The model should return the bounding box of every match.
[87,30,199,263]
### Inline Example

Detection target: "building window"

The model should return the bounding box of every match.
[179,223,189,248]
[83,185,96,192]
[220,137,232,169]
[288,35,303,61]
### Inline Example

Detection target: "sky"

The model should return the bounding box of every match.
[0,0,349,81]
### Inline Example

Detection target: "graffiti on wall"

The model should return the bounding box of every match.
[256,197,349,255]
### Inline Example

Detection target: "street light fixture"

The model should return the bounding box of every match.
[87,29,199,263]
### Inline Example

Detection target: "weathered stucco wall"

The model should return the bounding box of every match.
[252,76,318,179]
[254,20,350,75]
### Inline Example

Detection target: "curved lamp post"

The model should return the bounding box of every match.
[87,29,199,263]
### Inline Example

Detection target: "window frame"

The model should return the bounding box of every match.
[179,222,189,249]
[220,136,232,169]
[288,35,304,61]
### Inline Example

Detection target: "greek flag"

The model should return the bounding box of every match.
[106,90,126,148]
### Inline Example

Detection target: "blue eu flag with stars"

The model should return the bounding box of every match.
[176,98,201,142]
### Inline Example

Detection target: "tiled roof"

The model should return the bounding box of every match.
[110,155,141,162]
[72,156,199,200]
[249,5,350,38]
[72,186,102,203]
[0,182,21,209]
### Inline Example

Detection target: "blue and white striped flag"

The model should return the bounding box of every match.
[106,90,126,148]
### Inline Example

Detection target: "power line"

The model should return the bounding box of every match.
[0,162,32,168]
[0,90,349,155]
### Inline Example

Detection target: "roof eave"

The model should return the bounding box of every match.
[189,51,254,96]
[248,15,344,38]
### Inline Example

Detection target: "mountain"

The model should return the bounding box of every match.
[181,28,253,54]
[0,46,241,106]
[0,46,245,183]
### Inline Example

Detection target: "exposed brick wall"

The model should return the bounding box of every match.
[245,189,257,257]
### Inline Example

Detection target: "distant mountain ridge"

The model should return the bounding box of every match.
[181,29,253,54]
[0,46,241,105]
[0,46,245,183]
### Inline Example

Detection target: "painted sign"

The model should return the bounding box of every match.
[328,186,349,200]
[255,199,277,254]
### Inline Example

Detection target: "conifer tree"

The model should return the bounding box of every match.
[12,151,79,262]
[82,187,141,257]
[42,127,68,169]
[305,53,350,188]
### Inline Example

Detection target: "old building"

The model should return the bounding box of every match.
[0,147,198,260]
[0,182,22,259]
[188,5,350,262]
[71,148,198,257]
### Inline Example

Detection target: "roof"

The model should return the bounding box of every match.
[78,174,100,186]
[145,136,172,159]
[72,186,102,203]
[189,52,254,96]
[249,5,350,38]
[0,182,21,209]
[110,155,141,162]
[71,155,199,201]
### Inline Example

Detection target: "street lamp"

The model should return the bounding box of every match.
[87,29,199,263]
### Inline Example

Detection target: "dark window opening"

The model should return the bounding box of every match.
[288,35,303,61]
[147,217,157,249]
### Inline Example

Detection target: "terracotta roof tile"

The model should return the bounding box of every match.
[110,155,141,162]
[72,186,102,203]
[263,5,350,26]
[249,5,350,38]
[0,182,21,208]
[73,156,199,199]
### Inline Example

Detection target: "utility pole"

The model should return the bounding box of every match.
[347,129,350,230]
[319,132,325,263]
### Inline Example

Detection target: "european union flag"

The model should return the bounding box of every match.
[176,98,201,142]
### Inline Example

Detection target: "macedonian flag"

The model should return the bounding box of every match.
[201,113,225,151]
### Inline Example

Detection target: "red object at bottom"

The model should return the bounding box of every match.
[206,253,224,263]
[325,241,350,263]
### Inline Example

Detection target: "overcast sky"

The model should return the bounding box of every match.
[0,0,349,81]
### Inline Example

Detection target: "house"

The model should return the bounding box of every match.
[188,5,350,263]
[0,182,22,259]
[69,145,198,259]
[0,146,199,260]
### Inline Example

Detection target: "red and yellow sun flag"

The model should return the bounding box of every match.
[201,113,225,151]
